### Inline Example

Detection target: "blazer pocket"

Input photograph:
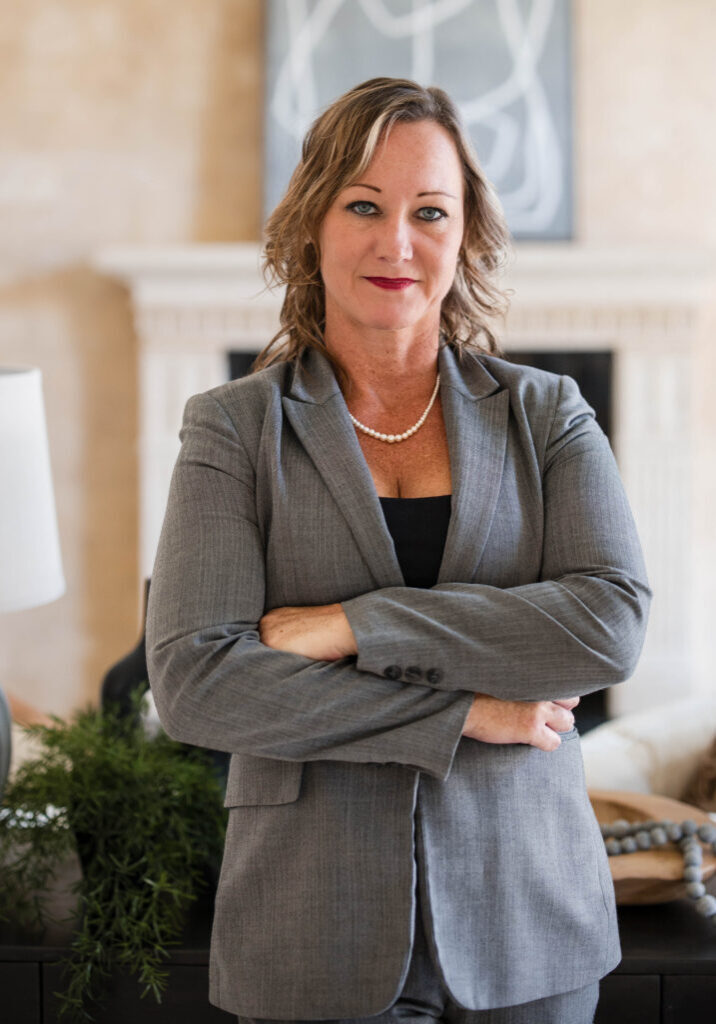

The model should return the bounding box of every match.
[223,753,303,807]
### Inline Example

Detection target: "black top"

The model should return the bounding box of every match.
[379,495,451,589]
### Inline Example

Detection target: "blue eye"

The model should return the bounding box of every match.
[418,207,446,221]
[347,201,377,216]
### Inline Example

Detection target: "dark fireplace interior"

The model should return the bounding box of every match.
[228,348,613,734]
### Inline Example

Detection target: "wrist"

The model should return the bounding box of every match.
[463,693,485,739]
[332,603,358,657]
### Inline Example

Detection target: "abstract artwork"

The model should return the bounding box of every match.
[264,0,573,240]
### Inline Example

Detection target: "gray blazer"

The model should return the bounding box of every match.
[146,344,651,1018]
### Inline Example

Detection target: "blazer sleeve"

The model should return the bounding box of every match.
[341,374,652,701]
[145,391,472,781]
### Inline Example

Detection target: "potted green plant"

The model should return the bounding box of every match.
[0,689,227,1022]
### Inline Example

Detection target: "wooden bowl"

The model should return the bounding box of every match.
[588,789,716,904]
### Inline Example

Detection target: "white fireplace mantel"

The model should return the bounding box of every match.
[95,242,716,716]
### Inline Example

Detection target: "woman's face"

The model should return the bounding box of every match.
[318,119,465,341]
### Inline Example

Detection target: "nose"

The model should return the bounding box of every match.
[375,213,413,264]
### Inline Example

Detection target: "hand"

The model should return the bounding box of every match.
[259,603,358,661]
[462,694,579,752]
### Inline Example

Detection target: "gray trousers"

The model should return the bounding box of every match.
[238,894,600,1024]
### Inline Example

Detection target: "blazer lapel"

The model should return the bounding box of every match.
[282,345,510,590]
[282,350,404,589]
[437,346,509,585]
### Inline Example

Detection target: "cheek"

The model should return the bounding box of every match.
[322,238,365,294]
[432,238,462,289]
[321,247,349,291]
[320,245,359,308]
[320,219,346,266]
[448,224,465,271]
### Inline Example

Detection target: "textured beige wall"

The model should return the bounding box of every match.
[0,0,263,715]
[575,0,716,245]
[0,0,714,716]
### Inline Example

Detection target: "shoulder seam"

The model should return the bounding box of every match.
[203,391,257,476]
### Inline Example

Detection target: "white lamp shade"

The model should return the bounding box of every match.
[0,367,65,612]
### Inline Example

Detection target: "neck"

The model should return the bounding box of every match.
[324,321,441,405]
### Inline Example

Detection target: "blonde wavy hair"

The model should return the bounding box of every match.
[256,77,512,374]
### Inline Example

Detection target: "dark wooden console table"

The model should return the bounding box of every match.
[2,899,715,1023]
[0,898,233,1024]
[597,899,716,1023]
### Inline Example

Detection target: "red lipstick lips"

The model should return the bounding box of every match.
[365,277,415,290]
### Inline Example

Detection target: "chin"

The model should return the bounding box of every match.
[356,303,428,333]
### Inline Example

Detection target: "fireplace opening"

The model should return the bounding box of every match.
[505,350,613,440]
[228,351,259,380]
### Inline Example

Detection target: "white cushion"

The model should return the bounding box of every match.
[582,698,716,797]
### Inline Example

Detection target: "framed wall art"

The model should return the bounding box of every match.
[264,0,573,240]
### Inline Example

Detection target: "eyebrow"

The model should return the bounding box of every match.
[346,183,458,199]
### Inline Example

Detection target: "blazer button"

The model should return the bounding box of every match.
[404,665,422,682]
[426,668,444,684]
[383,665,402,680]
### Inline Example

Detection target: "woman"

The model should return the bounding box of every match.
[146,78,651,1023]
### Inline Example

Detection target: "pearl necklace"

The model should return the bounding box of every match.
[347,373,441,444]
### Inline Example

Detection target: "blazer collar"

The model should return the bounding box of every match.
[283,345,509,588]
[286,343,500,405]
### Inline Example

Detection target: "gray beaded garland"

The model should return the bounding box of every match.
[650,827,668,847]
[697,823,716,844]
[602,815,716,921]
[686,881,706,899]
[695,894,716,918]
[635,830,652,850]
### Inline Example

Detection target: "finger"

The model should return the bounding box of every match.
[545,705,575,733]
[553,697,580,710]
[556,711,576,732]
[533,728,562,752]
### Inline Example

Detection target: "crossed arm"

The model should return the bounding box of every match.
[147,380,650,781]
[259,603,580,753]
[256,368,651,754]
